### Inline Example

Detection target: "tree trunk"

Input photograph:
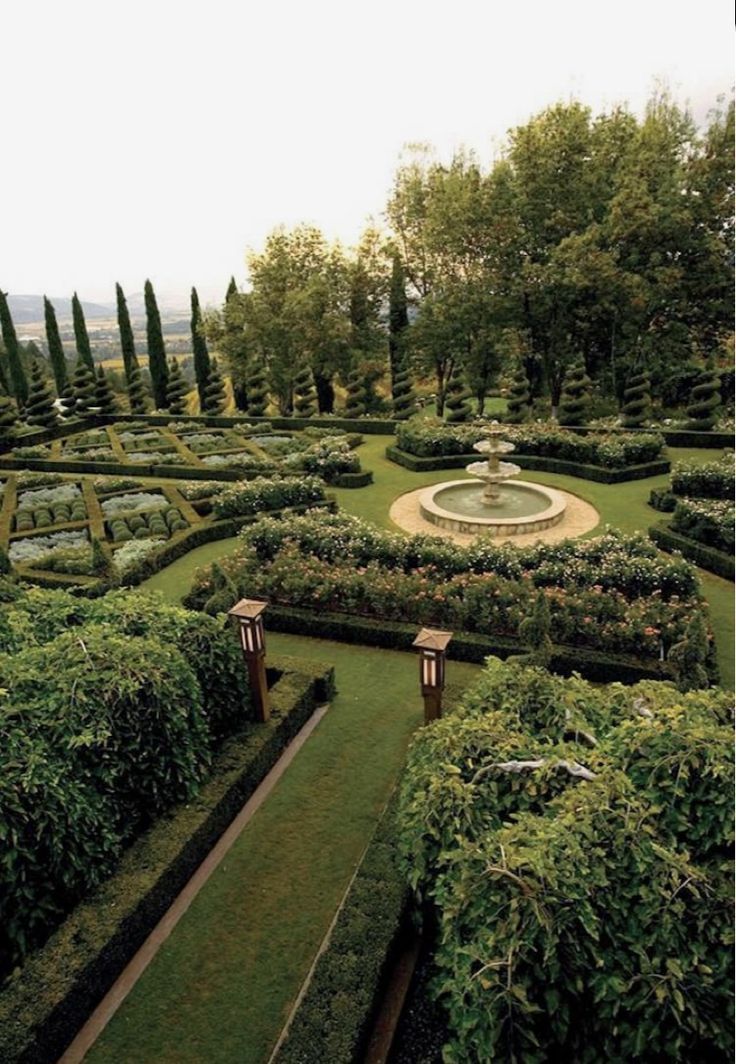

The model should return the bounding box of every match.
[314,371,335,414]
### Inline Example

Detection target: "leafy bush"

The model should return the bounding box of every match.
[93,476,146,494]
[179,481,227,501]
[212,476,326,520]
[670,457,734,500]
[671,498,734,553]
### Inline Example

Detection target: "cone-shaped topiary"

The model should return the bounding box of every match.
[94,366,118,416]
[557,357,592,426]
[621,370,650,427]
[391,360,416,420]
[24,361,58,429]
[166,358,189,415]
[685,365,721,431]
[344,366,367,417]
[191,287,211,412]
[59,385,77,419]
[44,296,69,396]
[72,358,96,415]
[518,588,553,668]
[203,357,226,414]
[506,363,531,424]
[445,363,472,423]
[127,364,149,415]
[0,394,19,444]
[293,365,316,418]
[245,359,268,416]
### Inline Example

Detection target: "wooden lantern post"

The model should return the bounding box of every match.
[412,628,453,724]
[228,598,270,722]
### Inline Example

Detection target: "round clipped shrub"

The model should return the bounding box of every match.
[128,514,146,533]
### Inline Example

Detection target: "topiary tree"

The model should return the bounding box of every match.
[203,357,226,414]
[115,282,139,385]
[518,589,553,667]
[557,357,591,426]
[669,613,711,692]
[621,370,651,427]
[0,289,27,405]
[685,364,721,431]
[391,359,416,420]
[344,366,367,417]
[506,362,531,423]
[24,362,58,429]
[127,363,149,415]
[94,366,118,415]
[166,358,189,415]
[0,394,19,445]
[293,365,316,418]
[144,279,168,408]
[444,363,472,423]
[44,296,69,396]
[190,287,211,412]
[72,358,96,415]
[58,385,77,419]
[246,359,269,417]
[71,292,95,372]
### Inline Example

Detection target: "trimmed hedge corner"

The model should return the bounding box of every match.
[649,522,734,581]
[329,469,373,488]
[0,656,335,1064]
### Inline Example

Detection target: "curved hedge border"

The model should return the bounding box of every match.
[101,412,399,435]
[0,655,335,1064]
[649,521,734,581]
[386,446,670,484]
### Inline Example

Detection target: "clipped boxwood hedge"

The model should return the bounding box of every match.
[102,412,399,435]
[649,521,735,581]
[329,469,373,488]
[0,655,335,1064]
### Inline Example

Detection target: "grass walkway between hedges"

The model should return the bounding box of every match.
[86,635,480,1064]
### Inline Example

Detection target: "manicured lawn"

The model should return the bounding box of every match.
[86,635,480,1064]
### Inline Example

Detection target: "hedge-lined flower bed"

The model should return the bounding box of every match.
[671,456,734,500]
[106,506,189,543]
[671,498,734,554]
[211,476,326,520]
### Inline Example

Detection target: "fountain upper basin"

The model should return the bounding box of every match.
[419,479,567,537]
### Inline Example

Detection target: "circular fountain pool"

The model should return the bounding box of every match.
[420,478,566,536]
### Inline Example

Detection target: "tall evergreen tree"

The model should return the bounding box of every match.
[43,296,69,395]
[115,283,139,384]
[166,358,189,415]
[388,252,409,390]
[127,363,149,415]
[94,366,118,415]
[190,287,211,412]
[71,292,94,371]
[25,362,59,429]
[203,357,226,414]
[224,278,248,411]
[144,280,168,408]
[0,290,26,403]
[72,357,96,415]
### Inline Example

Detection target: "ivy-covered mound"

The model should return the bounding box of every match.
[0,587,253,979]
[398,657,734,1063]
[395,421,664,468]
[184,512,713,676]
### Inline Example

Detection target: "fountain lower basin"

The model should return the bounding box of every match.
[419,479,567,536]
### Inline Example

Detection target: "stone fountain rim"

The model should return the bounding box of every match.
[419,478,567,530]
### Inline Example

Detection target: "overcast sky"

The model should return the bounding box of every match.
[2,0,732,306]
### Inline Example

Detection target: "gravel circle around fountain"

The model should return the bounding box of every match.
[389,484,600,546]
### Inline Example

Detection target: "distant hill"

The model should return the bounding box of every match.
[7,294,114,324]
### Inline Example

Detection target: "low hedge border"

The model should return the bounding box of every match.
[263,604,686,685]
[329,470,373,488]
[649,521,735,581]
[572,425,733,450]
[98,413,400,435]
[0,655,336,1064]
[385,446,670,483]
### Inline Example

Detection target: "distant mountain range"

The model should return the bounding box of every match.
[7,292,190,324]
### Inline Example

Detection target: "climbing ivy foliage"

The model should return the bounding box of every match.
[398,658,733,1063]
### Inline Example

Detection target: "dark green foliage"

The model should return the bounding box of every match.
[344,366,367,417]
[115,283,139,383]
[58,385,77,418]
[0,394,19,443]
[71,358,96,414]
[671,457,734,499]
[557,356,591,425]
[43,297,69,395]
[94,366,118,415]
[224,278,248,411]
[444,363,472,423]
[190,287,212,412]
[71,292,94,372]
[127,363,149,414]
[203,357,226,414]
[649,520,735,581]
[292,365,316,417]
[621,370,651,427]
[685,365,721,430]
[166,358,189,415]
[144,279,169,408]
[0,289,27,403]
[518,588,552,666]
[391,359,416,420]
[90,536,111,576]
[505,363,531,423]
[388,251,409,389]
[0,546,11,575]
[24,361,58,429]
[246,358,269,416]
[669,611,711,691]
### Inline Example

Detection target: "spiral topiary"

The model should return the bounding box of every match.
[24,361,58,429]
[444,363,472,423]
[0,394,19,444]
[293,365,316,418]
[127,364,149,415]
[94,366,118,416]
[246,359,269,417]
[505,363,531,424]
[59,385,77,418]
[685,366,721,431]
[166,358,189,415]
[391,360,416,420]
[344,366,367,417]
[557,358,591,426]
[621,370,650,428]
[203,358,226,414]
[72,358,96,415]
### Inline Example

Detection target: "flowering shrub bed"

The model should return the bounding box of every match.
[671,498,734,554]
[100,491,169,516]
[178,481,228,501]
[671,456,734,500]
[212,476,326,520]
[284,437,361,477]
[126,450,185,465]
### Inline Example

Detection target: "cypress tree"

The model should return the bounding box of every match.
[344,366,367,417]
[166,358,189,415]
[557,357,592,426]
[391,360,416,420]
[144,279,168,408]
[506,363,531,423]
[293,365,316,417]
[72,357,96,415]
[116,283,139,384]
[0,394,19,444]
[685,364,721,431]
[190,287,212,412]
[71,292,95,372]
[444,363,472,423]
[225,278,248,411]
[127,363,149,414]
[43,296,69,395]
[245,359,269,416]
[94,366,118,415]
[388,252,409,392]
[621,371,651,428]
[0,289,27,404]
[203,357,226,414]
[25,361,59,429]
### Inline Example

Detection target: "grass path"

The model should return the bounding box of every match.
[86,634,480,1064]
